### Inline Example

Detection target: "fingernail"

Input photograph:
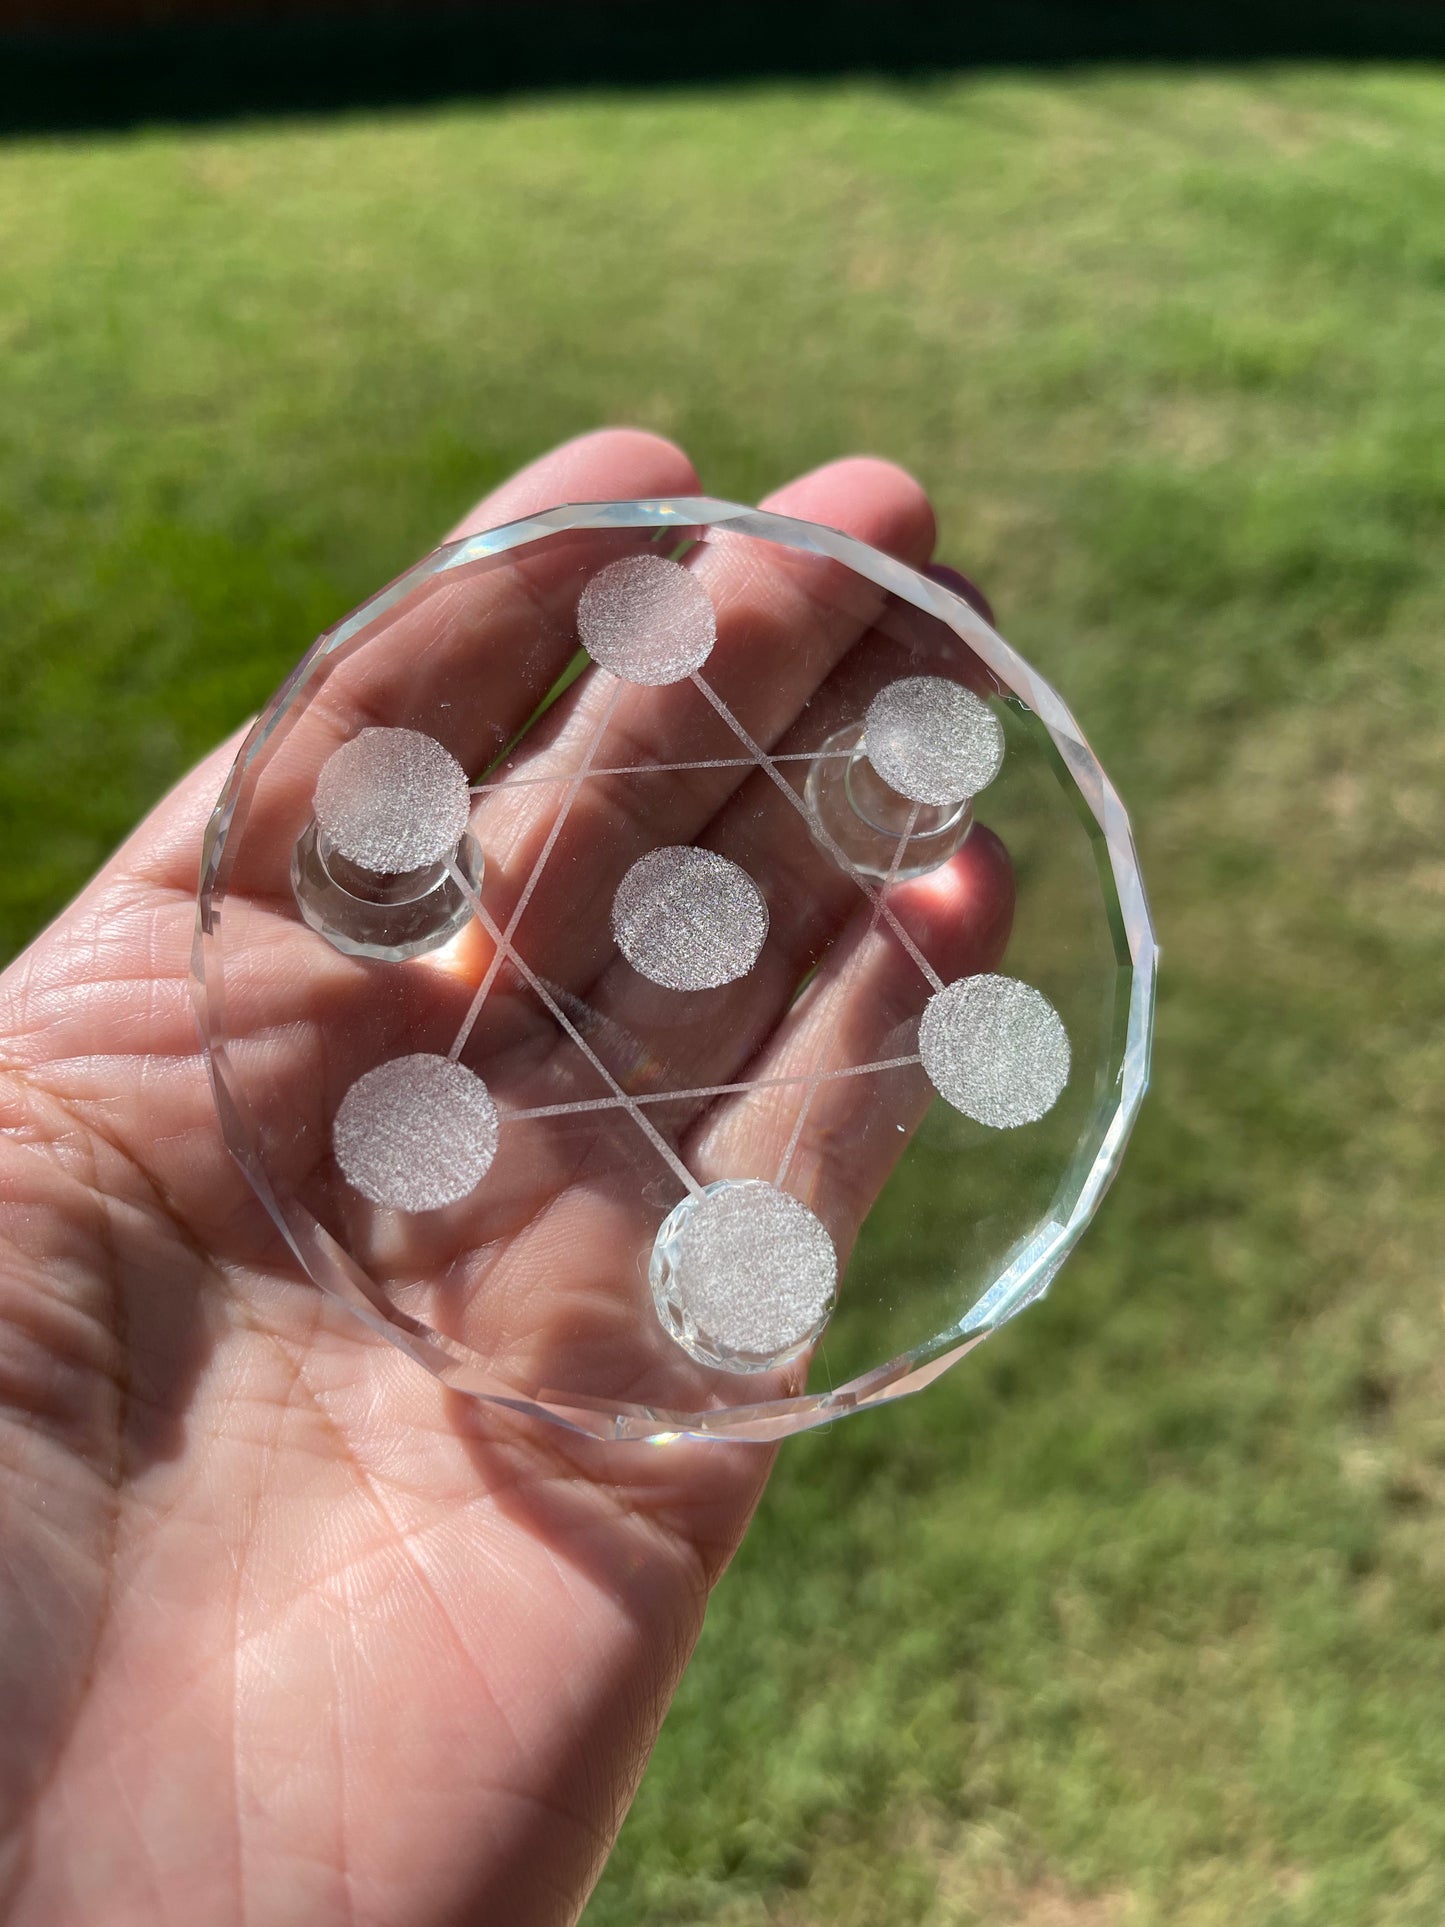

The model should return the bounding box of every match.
[924,562,995,629]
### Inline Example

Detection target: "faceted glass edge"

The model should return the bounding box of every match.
[193,497,1158,1443]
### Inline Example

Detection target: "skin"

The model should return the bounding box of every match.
[0,430,1009,1927]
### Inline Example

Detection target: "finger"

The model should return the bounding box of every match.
[454,459,936,1017]
[311,425,700,757]
[444,426,698,540]
[211,429,703,906]
[31,429,699,1117]
[688,829,1015,1243]
[420,831,1011,1412]
[573,564,1002,1107]
[925,560,996,629]
[101,430,700,906]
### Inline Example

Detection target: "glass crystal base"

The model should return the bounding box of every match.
[805,723,976,881]
[291,822,484,962]
[649,1179,838,1374]
[193,497,1157,1443]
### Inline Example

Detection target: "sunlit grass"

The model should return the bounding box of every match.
[2,63,1443,1926]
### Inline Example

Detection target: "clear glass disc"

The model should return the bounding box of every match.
[193,498,1156,1443]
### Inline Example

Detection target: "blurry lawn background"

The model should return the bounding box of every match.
[3,63,1444,1926]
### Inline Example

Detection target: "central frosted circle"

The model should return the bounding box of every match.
[863,675,1005,807]
[576,553,716,685]
[314,726,472,874]
[333,1054,499,1211]
[612,846,768,990]
[651,1180,838,1371]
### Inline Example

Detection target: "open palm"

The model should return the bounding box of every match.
[0,430,1007,1927]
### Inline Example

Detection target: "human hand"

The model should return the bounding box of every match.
[0,430,1008,1927]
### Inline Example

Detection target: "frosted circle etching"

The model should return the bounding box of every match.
[863,676,1005,807]
[612,846,768,990]
[919,974,1071,1129]
[334,1054,499,1211]
[651,1180,838,1371]
[577,553,716,685]
[314,727,472,874]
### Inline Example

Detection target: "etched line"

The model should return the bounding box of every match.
[449,682,622,1061]
[775,801,921,1187]
[446,857,703,1198]
[500,1055,922,1122]
[469,748,856,795]
[690,673,945,993]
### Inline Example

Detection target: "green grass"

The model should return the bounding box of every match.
[3,62,1444,1926]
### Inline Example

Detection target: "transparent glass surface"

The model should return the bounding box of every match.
[192,499,1156,1442]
